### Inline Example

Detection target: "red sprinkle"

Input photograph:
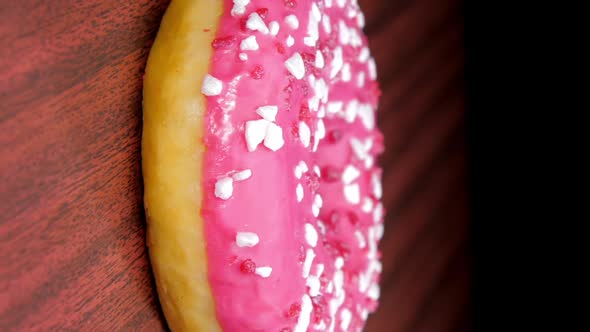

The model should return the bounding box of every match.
[328,210,343,225]
[284,0,297,8]
[290,122,300,139]
[276,42,286,54]
[311,295,328,324]
[212,35,237,49]
[256,8,269,19]
[299,104,312,122]
[304,172,320,193]
[321,166,341,182]
[250,65,265,79]
[348,211,360,225]
[228,255,238,265]
[326,129,343,143]
[239,17,249,31]
[239,259,256,274]
[285,302,301,318]
[301,52,316,73]
[298,245,306,263]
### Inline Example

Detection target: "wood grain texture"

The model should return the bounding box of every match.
[0,0,467,331]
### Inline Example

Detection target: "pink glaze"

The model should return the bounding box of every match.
[201,1,384,331]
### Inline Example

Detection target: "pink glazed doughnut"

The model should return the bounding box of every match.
[142,0,384,331]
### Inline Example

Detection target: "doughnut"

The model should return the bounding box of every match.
[142,0,384,331]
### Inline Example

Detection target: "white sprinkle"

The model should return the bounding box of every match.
[294,161,309,179]
[318,103,329,119]
[314,78,329,103]
[368,57,377,79]
[201,74,223,96]
[358,271,371,293]
[336,0,346,8]
[344,99,359,123]
[305,223,319,247]
[350,29,362,47]
[269,21,280,36]
[246,12,269,34]
[375,223,384,240]
[311,2,322,21]
[365,155,375,169]
[312,204,320,217]
[299,121,311,148]
[355,230,367,248]
[313,165,321,176]
[373,203,384,223]
[314,194,323,209]
[370,259,383,273]
[335,257,344,270]
[347,7,357,18]
[314,321,327,331]
[263,123,285,151]
[361,309,369,320]
[357,11,365,28]
[306,275,321,296]
[344,183,361,204]
[362,197,374,213]
[367,227,378,259]
[338,20,350,45]
[302,249,316,278]
[312,194,323,217]
[359,47,370,62]
[245,119,270,151]
[256,105,278,122]
[317,220,327,235]
[236,232,259,247]
[239,53,248,61]
[232,169,252,181]
[308,94,319,113]
[322,15,332,34]
[340,309,352,331]
[372,172,383,198]
[341,63,352,82]
[327,281,334,293]
[315,50,325,68]
[255,266,273,278]
[214,177,233,200]
[350,137,371,160]
[315,263,325,277]
[296,183,304,202]
[286,35,295,47]
[357,71,365,87]
[342,165,360,184]
[333,269,344,295]
[285,14,299,29]
[285,53,305,79]
[327,101,344,114]
[330,47,344,79]
[240,35,259,51]
[294,295,313,332]
[325,0,333,8]
[368,283,380,300]
[358,103,375,129]
[316,119,326,140]
[231,0,250,16]
[304,6,320,47]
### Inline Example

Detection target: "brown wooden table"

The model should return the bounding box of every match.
[0,1,468,331]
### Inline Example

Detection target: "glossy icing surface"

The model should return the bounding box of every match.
[201,1,384,331]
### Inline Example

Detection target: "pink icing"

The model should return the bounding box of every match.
[201,1,384,331]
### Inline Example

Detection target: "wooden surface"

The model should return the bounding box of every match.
[0,1,467,331]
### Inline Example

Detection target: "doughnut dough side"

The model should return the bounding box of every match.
[142,1,223,331]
